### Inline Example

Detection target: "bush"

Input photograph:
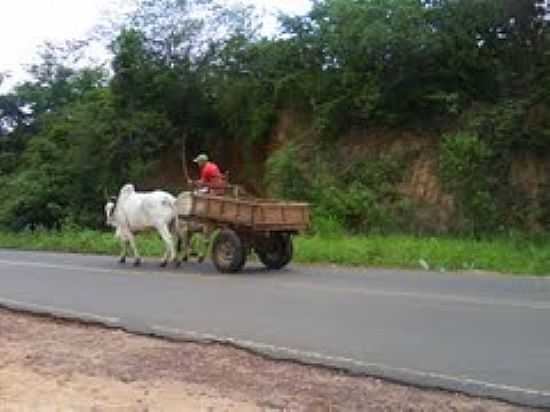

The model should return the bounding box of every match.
[439,132,497,234]
[266,144,412,235]
[314,154,410,233]
[311,213,346,238]
[265,143,310,201]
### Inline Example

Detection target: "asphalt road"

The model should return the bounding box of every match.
[0,249,549,408]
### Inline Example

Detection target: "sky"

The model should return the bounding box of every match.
[0,0,312,92]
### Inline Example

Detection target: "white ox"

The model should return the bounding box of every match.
[105,184,180,267]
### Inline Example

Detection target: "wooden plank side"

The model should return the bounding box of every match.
[209,198,223,220]
[190,195,253,226]
[236,202,254,226]
[222,201,238,222]
[289,206,309,225]
[253,204,310,228]
[193,196,208,216]
[186,194,310,231]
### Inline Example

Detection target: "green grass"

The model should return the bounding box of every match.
[0,229,549,275]
[295,234,550,275]
[0,229,164,257]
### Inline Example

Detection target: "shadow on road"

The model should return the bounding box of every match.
[101,257,296,279]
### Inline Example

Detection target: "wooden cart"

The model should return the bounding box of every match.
[176,191,310,273]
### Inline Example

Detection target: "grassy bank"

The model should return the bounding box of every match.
[294,235,550,275]
[0,230,549,275]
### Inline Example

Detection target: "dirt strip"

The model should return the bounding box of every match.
[0,308,532,411]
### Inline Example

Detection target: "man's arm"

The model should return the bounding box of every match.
[188,178,206,188]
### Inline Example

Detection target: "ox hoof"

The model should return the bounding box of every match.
[133,258,142,267]
[119,257,126,264]
[182,255,188,262]
[198,256,205,264]
[175,260,182,268]
[160,261,168,268]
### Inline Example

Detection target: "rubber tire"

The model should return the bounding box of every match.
[256,233,293,270]
[212,229,246,273]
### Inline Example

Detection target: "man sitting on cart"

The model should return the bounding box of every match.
[188,153,226,195]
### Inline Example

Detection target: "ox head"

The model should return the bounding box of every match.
[119,183,135,199]
[105,184,135,227]
[104,196,118,227]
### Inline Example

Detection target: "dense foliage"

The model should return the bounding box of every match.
[1,0,549,234]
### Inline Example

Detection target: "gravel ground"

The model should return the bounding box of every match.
[0,308,532,412]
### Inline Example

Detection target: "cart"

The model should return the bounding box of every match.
[175,190,310,273]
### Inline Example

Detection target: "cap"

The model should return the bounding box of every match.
[193,154,208,163]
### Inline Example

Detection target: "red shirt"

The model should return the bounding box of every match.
[199,161,222,185]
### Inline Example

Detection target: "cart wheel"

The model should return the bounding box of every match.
[256,233,293,270]
[212,229,246,273]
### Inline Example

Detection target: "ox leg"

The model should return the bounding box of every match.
[197,233,207,263]
[171,221,183,268]
[197,226,217,263]
[160,243,169,268]
[171,231,182,267]
[187,232,203,262]
[182,231,190,263]
[174,235,182,268]
[119,240,128,264]
[158,225,175,267]
[179,225,190,262]
[128,235,141,266]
